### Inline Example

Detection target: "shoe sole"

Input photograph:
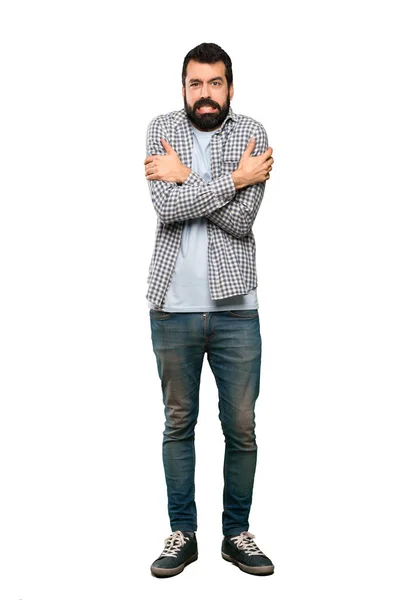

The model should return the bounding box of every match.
[221,551,274,576]
[151,552,198,578]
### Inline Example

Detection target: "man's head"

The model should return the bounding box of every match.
[182,42,234,131]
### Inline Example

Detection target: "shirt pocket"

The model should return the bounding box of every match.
[221,146,243,174]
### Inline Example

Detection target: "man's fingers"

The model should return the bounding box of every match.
[146,162,158,179]
[262,146,273,159]
[241,137,257,157]
[265,156,274,167]
[145,158,156,169]
[144,155,158,165]
[161,138,174,153]
[145,156,158,179]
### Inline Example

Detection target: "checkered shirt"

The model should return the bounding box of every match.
[145,105,269,309]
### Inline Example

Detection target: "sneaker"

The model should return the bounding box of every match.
[221,531,274,575]
[150,530,198,578]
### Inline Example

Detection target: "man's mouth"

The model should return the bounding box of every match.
[197,105,218,113]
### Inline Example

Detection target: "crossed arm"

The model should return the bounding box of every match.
[144,116,271,238]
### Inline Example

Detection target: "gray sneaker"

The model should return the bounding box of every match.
[222,531,274,575]
[150,530,198,578]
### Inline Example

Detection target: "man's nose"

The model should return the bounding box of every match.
[200,84,212,97]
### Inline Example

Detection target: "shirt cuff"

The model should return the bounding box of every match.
[209,172,236,203]
[182,170,236,206]
[182,170,204,185]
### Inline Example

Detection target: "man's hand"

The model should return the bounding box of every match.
[144,139,191,183]
[232,138,274,190]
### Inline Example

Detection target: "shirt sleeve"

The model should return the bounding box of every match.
[146,116,236,223]
[204,122,269,238]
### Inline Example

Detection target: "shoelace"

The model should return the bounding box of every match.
[160,530,189,557]
[230,531,265,556]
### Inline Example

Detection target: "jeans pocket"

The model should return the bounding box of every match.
[149,309,172,320]
[227,309,259,318]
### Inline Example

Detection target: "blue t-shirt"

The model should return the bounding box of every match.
[148,123,258,312]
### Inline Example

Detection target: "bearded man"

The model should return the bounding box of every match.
[144,42,275,578]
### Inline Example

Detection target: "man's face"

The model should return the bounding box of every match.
[182,59,234,131]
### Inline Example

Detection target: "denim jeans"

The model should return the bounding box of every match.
[149,308,262,537]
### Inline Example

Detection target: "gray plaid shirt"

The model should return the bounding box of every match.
[145,105,268,309]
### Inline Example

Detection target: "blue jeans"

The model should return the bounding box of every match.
[149,309,262,537]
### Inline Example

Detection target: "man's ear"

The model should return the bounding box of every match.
[182,85,185,99]
[229,83,234,101]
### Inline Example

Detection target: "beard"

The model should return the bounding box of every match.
[184,92,230,131]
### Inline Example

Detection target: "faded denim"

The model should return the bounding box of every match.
[149,309,262,537]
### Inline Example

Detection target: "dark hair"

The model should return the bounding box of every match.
[182,42,233,88]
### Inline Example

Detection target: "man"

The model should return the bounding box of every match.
[144,42,274,577]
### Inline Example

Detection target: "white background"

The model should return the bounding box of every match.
[1,0,399,598]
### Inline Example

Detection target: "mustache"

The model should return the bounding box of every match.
[195,100,220,110]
